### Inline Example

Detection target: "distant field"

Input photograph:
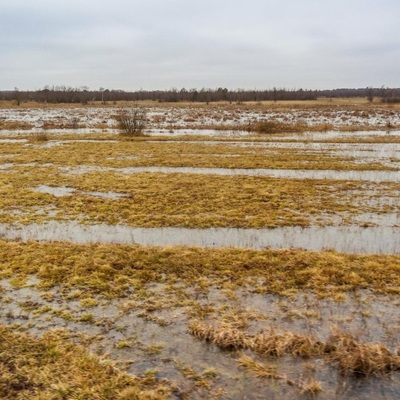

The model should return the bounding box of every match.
[1,96,400,108]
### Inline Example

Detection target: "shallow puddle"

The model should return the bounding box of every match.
[62,164,400,182]
[281,130,400,140]
[148,128,251,137]
[0,138,27,143]
[0,276,399,399]
[34,139,119,148]
[0,163,13,170]
[1,222,399,254]
[86,190,129,199]
[33,184,76,197]
[31,185,129,199]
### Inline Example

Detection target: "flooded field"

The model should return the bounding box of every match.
[1,101,400,399]
[1,102,400,133]
[1,222,399,254]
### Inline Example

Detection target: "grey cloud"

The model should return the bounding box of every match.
[1,0,399,90]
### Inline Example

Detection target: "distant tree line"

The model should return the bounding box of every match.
[1,86,400,105]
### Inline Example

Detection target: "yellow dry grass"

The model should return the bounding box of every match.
[0,325,171,399]
[237,355,323,394]
[189,322,400,376]
[188,322,324,357]
[0,120,33,130]
[1,97,399,110]
[3,138,394,170]
[326,329,400,375]
[1,162,397,228]
[0,241,399,298]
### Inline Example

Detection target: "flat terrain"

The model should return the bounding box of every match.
[0,99,399,399]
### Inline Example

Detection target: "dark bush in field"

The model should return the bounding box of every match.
[116,107,147,136]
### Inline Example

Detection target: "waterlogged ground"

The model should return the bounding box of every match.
[0,134,400,230]
[0,242,400,399]
[1,101,400,399]
[1,99,400,132]
[1,222,399,254]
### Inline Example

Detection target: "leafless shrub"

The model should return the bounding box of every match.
[385,120,394,130]
[116,107,147,136]
[71,117,80,129]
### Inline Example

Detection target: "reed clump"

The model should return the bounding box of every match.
[188,321,248,350]
[326,330,400,375]
[188,322,400,376]
[188,322,324,357]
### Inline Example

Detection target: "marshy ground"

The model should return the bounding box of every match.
[0,99,399,399]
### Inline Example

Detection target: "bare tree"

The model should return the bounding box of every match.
[366,87,374,103]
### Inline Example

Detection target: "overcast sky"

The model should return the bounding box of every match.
[1,0,399,91]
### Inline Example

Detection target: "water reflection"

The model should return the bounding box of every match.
[63,164,400,182]
[31,185,129,199]
[1,222,399,254]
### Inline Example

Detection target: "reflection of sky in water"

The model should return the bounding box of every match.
[1,222,399,254]
[32,184,129,199]
[0,276,399,399]
[60,165,400,182]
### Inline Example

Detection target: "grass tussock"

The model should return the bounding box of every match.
[238,355,323,394]
[0,325,171,399]
[189,322,400,376]
[237,354,285,380]
[251,120,308,134]
[188,322,324,357]
[28,132,50,142]
[326,330,400,375]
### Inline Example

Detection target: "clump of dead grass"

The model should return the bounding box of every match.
[237,354,286,380]
[238,355,323,394]
[326,329,400,375]
[189,322,400,376]
[188,321,248,350]
[28,132,50,142]
[188,321,323,357]
[250,120,308,134]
